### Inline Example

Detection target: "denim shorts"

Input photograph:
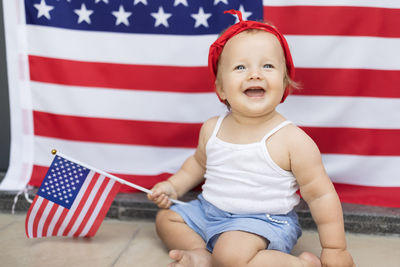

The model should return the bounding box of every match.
[170,194,302,254]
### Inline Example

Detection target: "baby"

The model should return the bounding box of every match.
[148,10,354,267]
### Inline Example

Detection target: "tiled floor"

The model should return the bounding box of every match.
[1,213,399,266]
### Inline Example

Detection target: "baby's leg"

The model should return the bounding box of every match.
[212,230,321,267]
[155,209,205,250]
[155,209,212,267]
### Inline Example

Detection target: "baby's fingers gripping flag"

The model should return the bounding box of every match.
[25,155,121,238]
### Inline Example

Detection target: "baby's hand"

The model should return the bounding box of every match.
[147,181,178,209]
[321,248,355,267]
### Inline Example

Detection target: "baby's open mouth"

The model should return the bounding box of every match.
[244,87,266,97]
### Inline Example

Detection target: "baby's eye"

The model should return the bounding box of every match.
[263,64,274,69]
[234,65,245,70]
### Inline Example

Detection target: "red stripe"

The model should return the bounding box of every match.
[52,208,68,236]
[73,177,110,237]
[29,165,170,193]
[334,183,400,207]
[264,6,400,38]
[62,172,100,236]
[42,203,59,237]
[32,198,49,238]
[86,180,121,237]
[33,111,201,148]
[29,55,213,92]
[293,68,400,98]
[302,127,400,156]
[25,195,39,238]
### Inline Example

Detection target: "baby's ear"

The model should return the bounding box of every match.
[215,79,226,101]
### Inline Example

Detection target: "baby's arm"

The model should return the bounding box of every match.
[148,117,217,208]
[289,128,354,266]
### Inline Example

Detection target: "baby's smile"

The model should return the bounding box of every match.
[244,87,266,98]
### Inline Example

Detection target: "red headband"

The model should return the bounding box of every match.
[208,9,295,103]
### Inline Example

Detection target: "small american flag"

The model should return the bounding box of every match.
[25,155,121,238]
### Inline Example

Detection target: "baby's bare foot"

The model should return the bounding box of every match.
[299,252,322,267]
[167,248,212,267]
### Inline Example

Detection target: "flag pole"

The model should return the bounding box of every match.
[51,149,187,205]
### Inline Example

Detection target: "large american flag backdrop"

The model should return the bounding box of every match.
[2,0,400,208]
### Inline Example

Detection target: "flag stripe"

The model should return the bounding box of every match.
[33,111,201,148]
[37,201,54,238]
[25,195,40,238]
[30,137,400,186]
[33,136,194,175]
[42,203,59,237]
[334,183,400,207]
[264,6,400,38]
[29,55,213,93]
[29,56,400,99]
[67,174,106,236]
[47,206,64,236]
[27,25,213,66]
[31,83,400,129]
[294,68,400,98]
[74,178,114,237]
[278,96,400,129]
[286,35,400,70]
[303,127,400,156]
[27,26,400,70]
[32,198,48,238]
[51,207,69,236]
[30,82,224,123]
[85,180,120,237]
[62,172,100,236]
[32,111,400,156]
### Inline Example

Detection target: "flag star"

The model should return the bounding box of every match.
[236,5,252,22]
[74,3,93,24]
[34,0,54,20]
[112,5,132,26]
[133,0,148,5]
[95,0,109,3]
[191,7,212,28]
[214,0,228,5]
[174,0,188,7]
[151,6,172,28]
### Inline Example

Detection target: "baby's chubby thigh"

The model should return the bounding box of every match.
[211,230,268,267]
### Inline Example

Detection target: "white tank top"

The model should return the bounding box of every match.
[202,113,300,215]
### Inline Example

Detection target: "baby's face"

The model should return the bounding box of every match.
[216,30,286,117]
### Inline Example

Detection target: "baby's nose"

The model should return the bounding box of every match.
[248,70,262,80]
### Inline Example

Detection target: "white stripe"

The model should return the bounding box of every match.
[264,0,400,8]
[277,95,400,129]
[32,137,400,187]
[323,154,400,186]
[46,205,64,236]
[36,201,53,238]
[79,179,115,237]
[34,136,194,175]
[287,35,400,70]
[26,196,44,238]
[26,25,400,70]
[31,83,400,129]
[56,171,95,236]
[27,25,215,66]
[67,175,105,237]
[30,82,225,123]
